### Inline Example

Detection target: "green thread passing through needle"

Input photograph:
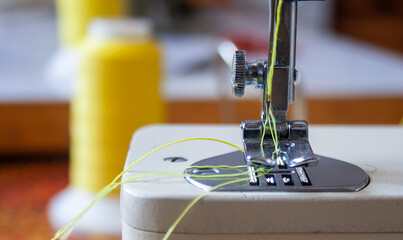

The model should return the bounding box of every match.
[261,0,283,159]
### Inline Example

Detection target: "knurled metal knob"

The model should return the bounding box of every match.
[231,50,247,97]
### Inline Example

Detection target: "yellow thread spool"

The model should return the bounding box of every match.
[70,19,165,194]
[56,0,126,46]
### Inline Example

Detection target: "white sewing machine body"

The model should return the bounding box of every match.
[121,124,403,240]
[121,1,402,238]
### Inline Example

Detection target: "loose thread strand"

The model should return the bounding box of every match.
[162,168,269,240]
[52,137,244,240]
[52,1,285,238]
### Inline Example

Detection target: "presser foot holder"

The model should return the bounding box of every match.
[241,120,319,168]
[185,151,370,192]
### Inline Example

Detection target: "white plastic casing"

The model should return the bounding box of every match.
[121,125,403,240]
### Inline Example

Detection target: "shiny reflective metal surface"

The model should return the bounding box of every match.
[241,120,319,169]
[185,151,370,192]
[226,0,370,190]
[230,0,319,170]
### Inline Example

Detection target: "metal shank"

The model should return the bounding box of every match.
[230,0,318,170]
[263,0,297,126]
[186,0,370,192]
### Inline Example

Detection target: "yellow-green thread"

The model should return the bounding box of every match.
[261,0,283,159]
[54,166,252,240]
[162,178,247,240]
[269,107,279,159]
[52,137,244,240]
[266,0,283,100]
[162,168,269,240]
[52,2,284,237]
[52,1,284,237]
[188,165,246,173]
[54,166,253,239]
[123,166,249,183]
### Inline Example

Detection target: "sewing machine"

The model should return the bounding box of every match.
[121,0,403,239]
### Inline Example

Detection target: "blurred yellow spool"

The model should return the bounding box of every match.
[56,0,126,46]
[71,19,165,194]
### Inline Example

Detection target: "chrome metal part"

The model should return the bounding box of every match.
[230,0,318,171]
[231,51,247,97]
[247,165,259,186]
[241,120,318,169]
[264,0,297,124]
[185,151,370,192]
[231,51,267,97]
[215,0,370,191]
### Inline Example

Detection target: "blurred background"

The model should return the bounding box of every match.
[0,0,402,239]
